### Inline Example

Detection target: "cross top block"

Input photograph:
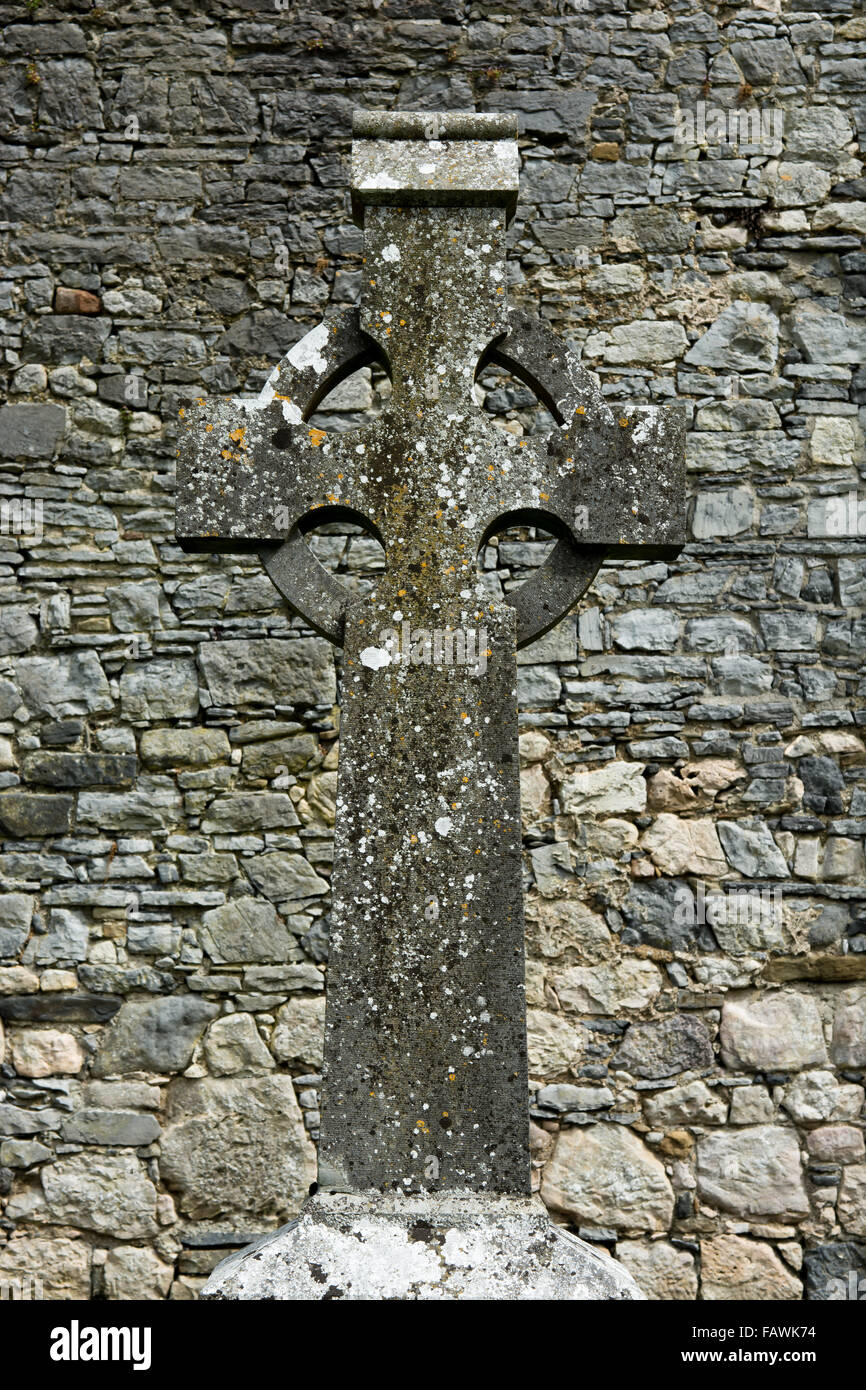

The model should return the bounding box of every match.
[176,109,685,653]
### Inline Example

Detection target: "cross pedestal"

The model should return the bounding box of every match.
[178,111,684,1300]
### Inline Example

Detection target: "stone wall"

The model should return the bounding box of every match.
[0,0,864,1300]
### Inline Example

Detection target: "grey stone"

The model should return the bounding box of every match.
[140,727,230,769]
[13,652,113,717]
[198,639,336,708]
[541,1123,674,1232]
[0,1139,52,1169]
[0,893,35,958]
[696,1127,809,1219]
[0,792,73,838]
[0,609,38,657]
[622,879,699,953]
[717,820,789,878]
[0,1104,64,1137]
[200,898,293,963]
[92,996,219,1076]
[159,1075,316,1221]
[685,303,779,372]
[60,1109,162,1146]
[200,793,299,833]
[803,1243,866,1301]
[120,660,199,722]
[611,1015,714,1080]
[41,1152,159,1239]
[271,995,326,1068]
[0,404,66,459]
[23,909,88,965]
[21,752,137,788]
[201,1193,643,1301]
[244,852,329,902]
[720,993,828,1072]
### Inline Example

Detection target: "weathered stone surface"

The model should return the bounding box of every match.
[554,959,662,1015]
[616,1240,698,1301]
[526,898,614,964]
[200,792,299,833]
[103,1246,174,1301]
[0,792,74,837]
[526,1009,584,1077]
[803,1243,866,1301]
[202,1193,643,1300]
[0,403,66,459]
[0,893,35,958]
[0,993,120,1023]
[541,1124,674,1232]
[640,814,727,877]
[832,987,866,1067]
[42,1152,159,1238]
[120,660,199,722]
[720,993,828,1072]
[13,652,112,717]
[701,1236,802,1301]
[159,1075,315,1220]
[199,898,292,963]
[696,1128,809,1219]
[782,1071,864,1125]
[838,1166,866,1237]
[241,734,319,778]
[92,997,219,1076]
[140,727,230,769]
[198,639,336,708]
[203,1013,275,1075]
[560,762,647,815]
[685,302,778,372]
[10,1028,85,1077]
[807,1126,865,1165]
[612,1015,714,1079]
[20,751,137,787]
[644,1079,727,1127]
[271,995,326,1068]
[0,1235,90,1300]
[60,1108,162,1146]
[244,852,329,902]
[717,820,789,878]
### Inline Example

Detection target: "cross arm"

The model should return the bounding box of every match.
[175,311,380,553]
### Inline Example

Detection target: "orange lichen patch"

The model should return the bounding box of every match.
[178,407,185,419]
[229,427,247,445]
[308,428,327,447]
[205,423,213,432]
[575,405,586,415]
[273,392,293,402]
[619,418,629,427]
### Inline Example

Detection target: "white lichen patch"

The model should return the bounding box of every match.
[360,646,392,670]
[288,322,331,374]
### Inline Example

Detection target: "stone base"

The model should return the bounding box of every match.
[200,1193,644,1300]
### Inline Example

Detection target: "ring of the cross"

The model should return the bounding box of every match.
[259,308,608,649]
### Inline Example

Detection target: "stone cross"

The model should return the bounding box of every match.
[177,110,684,1296]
